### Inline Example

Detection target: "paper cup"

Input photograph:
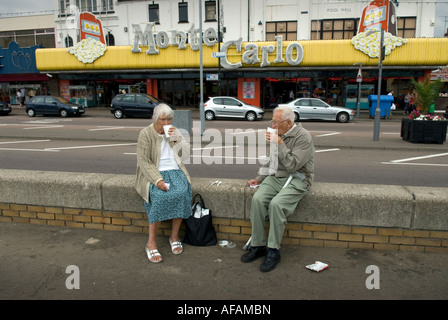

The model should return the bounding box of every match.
[267,127,277,134]
[163,125,172,138]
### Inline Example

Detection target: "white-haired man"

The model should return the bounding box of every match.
[242,106,315,272]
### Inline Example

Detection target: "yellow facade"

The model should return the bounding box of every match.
[36,38,448,72]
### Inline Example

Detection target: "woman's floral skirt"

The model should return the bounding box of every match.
[144,169,192,224]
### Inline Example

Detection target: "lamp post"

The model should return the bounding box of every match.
[353,62,362,119]
[371,28,385,141]
[199,0,205,136]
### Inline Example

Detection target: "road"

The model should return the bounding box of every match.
[0,108,447,187]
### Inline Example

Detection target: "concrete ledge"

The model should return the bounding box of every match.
[1,169,447,231]
[1,169,448,252]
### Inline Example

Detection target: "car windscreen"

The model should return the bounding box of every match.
[53,97,78,106]
[143,94,161,103]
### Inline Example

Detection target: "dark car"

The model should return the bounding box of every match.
[0,101,12,115]
[26,96,85,117]
[110,93,164,119]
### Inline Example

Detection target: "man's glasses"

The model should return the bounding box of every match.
[270,119,288,126]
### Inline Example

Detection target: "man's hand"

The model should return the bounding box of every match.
[248,179,261,187]
[266,131,284,145]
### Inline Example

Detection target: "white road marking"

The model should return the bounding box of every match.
[192,145,239,151]
[315,132,341,137]
[389,152,448,163]
[23,125,64,130]
[0,139,51,145]
[44,143,137,151]
[316,148,340,153]
[382,162,448,167]
[382,152,448,168]
[0,147,59,152]
[124,148,339,157]
[88,126,125,131]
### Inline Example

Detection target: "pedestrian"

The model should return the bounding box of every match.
[242,105,315,272]
[16,90,22,106]
[404,92,411,115]
[20,88,26,106]
[134,104,191,263]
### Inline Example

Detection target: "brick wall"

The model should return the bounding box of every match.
[1,202,447,253]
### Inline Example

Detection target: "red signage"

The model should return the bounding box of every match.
[358,0,397,36]
[79,12,106,44]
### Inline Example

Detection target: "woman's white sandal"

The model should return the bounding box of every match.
[169,238,183,255]
[145,246,162,263]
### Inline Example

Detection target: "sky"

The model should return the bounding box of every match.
[1,0,448,37]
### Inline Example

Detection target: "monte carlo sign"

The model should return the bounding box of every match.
[131,23,304,70]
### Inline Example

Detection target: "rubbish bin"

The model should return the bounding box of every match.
[172,110,192,135]
[368,95,394,119]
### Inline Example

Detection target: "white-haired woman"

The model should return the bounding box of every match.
[134,103,191,263]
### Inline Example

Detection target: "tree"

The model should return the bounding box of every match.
[411,76,442,114]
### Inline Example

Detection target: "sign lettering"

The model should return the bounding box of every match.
[131,23,304,70]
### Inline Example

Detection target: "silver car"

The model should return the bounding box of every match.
[204,97,264,121]
[279,98,355,123]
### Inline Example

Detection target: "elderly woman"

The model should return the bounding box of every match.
[134,103,191,263]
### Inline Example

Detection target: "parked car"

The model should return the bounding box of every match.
[204,96,264,121]
[26,96,85,117]
[278,98,355,123]
[110,93,164,119]
[0,101,12,115]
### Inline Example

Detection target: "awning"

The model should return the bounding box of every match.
[0,73,50,82]
[36,38,448,72]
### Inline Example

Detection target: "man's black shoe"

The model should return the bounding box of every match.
[241,246,267,263]
[260,249,281,272]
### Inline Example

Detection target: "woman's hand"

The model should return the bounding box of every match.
[157,180,169,191]
[167,126,179,141]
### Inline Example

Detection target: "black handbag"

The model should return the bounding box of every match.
[183,194,217,246]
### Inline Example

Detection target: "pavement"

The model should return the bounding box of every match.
[1,222,448,302]
[2,106,448,302]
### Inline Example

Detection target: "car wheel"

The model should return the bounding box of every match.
[294,112,300,122]
[337,112,349,123]
[27,108,35,117]
[246,111,256,121]
[60,109,68,118]
[114,109,124,119]
[205,110,215,120]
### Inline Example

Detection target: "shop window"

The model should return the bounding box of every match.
[149,4,160,24]
[179,2,188,23]
[0,32,14,48]
[0,29,56,48]
[266,21,297,41]
[106,33,115,46]
[59,0,71,14]
[100,0,114,12]
[205,0,216,21]
[65,36,74,47]
[311,19,357,40]
[62,0,113,14]
[75,0,93,12]
[220,79,237,97]
[397,17,416,38]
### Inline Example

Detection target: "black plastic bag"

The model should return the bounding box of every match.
[183,194,217,246]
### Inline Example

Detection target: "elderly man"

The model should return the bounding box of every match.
[242,105,315,272]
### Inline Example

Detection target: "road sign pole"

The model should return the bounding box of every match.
[356,63,362,119]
